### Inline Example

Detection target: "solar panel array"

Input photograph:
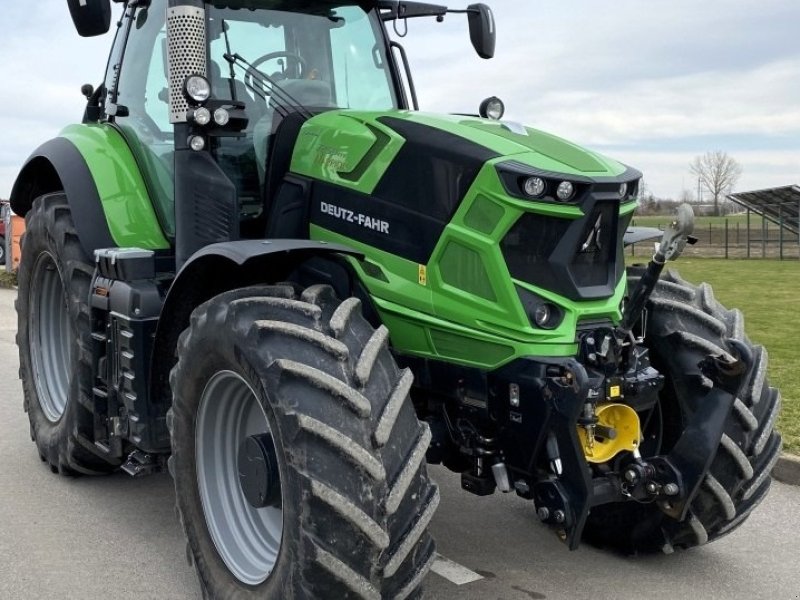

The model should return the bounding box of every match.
[728,185,800,236]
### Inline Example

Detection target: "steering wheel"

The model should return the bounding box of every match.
[244,51,308,98]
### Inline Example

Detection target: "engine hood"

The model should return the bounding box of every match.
[394,111,629,177]
[290,108,636,200]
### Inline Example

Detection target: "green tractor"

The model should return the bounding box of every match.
[11,0,781,597]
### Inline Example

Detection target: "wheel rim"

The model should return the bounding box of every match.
[196,370,284,586]
[29,252,72,422]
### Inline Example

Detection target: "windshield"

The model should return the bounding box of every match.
[208,4,398,111]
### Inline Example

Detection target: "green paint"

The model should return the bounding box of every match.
[60,124,170,249]
[383,111,628,176]
[291,112,405,194]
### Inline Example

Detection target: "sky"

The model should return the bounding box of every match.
[1,0,798,201]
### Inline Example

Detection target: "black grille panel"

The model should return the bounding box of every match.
[570,202,617,287]
[502,214,571,282]
[501,200,627,300]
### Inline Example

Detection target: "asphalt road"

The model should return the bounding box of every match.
[1,287,799,600]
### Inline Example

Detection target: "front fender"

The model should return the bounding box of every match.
[10,125,170,256]
[148,240,363,423]
[10,137,116,256]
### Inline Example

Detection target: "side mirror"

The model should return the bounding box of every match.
[67,0,112,37]
[467,3,496,59]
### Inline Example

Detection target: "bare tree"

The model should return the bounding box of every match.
[690,151,742,216]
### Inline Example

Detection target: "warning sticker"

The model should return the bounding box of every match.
[418,265,428,286]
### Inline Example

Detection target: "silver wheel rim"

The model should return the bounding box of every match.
[196,370,283,586]
[30,252,72,422]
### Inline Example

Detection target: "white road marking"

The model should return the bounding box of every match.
[430,553,484,586]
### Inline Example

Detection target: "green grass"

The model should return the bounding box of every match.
[655,259,799,454]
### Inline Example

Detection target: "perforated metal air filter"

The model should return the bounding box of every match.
[167,5,207,124]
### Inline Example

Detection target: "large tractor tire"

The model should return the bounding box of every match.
[169,284,438,599]
[583,268,782,554]
[16,193,117,475]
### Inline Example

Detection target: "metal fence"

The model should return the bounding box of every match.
[628,216,800,260]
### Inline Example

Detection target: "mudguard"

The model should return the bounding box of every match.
[148,240,363,418]
[623,226,662,247]
[10,137,116,256]
[10,126,170,256]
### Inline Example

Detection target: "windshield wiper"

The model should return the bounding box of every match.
[223,52,313,121]
[220,20,238,102]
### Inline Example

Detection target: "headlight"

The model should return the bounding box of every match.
[184,74,211,104]
[619,182,628,198]
[556,181,575,202]
[523,176,546,198]
[532,301,562,329]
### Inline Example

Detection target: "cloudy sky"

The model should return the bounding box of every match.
[1,0,798,200]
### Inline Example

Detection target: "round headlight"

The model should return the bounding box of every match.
[534,304,552,327]
[188,135,206,152]
[192,107,211,126]
[479,96,505,121]
[556,181,575,202]
[184,75,211,104]
[214,108,230,126]
[532,302,563,329]
[619,182,628,198]
[523,177,546,198]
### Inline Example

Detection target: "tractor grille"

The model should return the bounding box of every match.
[502,214,571,284]
[570,201,617,287]
[501,200,627,301]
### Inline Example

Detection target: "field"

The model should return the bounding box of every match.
[649,259,799,454]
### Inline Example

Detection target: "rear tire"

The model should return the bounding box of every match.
[16,193,118,475]
[169,284,438,599]
[582,268,782,553]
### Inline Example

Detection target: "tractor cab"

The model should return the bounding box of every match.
[71,0,495,264]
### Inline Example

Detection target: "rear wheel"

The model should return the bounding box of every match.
[582,268,782,553]
[169,284,438,599]
[16,193,118,475]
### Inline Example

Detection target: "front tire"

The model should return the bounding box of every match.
[16,193,118,475]
[169,284,438,599]
[582,268,782,553]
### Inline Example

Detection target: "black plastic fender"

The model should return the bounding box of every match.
[147,239,363,431]
[623,226,662,247]
[10,138,116,256]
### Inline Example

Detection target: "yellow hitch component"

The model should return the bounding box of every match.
[578,403,642,464]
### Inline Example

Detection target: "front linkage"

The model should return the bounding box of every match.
[422,206,752,548]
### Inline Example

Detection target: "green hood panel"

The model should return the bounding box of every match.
[293,110,628,192]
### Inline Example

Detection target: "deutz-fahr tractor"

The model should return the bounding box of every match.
[11,0,782,597]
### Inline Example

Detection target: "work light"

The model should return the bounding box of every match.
[480,96,505,120]
[192,107,211,126]
[184,75,211,104]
